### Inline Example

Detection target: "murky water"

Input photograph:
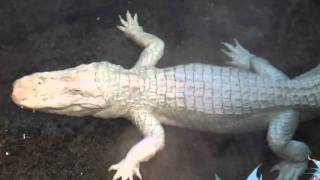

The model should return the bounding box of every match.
[0,0,319,179]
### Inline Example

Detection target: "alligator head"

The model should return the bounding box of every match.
[11,62,108,117]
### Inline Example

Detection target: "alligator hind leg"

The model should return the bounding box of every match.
[221,39,252,71]
[222,40,320,80]
[267,110,310,180]
[221,39,287,80]
[222,40,311,179]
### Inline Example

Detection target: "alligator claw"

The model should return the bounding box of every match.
[221,39,253,70]
[109,159,142,180]
[117,11,143,34]
[271,160,307,180]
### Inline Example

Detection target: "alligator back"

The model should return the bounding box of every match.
[146,63,289,115]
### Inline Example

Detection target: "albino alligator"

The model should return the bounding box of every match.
[11,11,320,180]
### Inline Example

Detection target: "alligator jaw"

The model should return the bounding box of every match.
[11,63,107,116]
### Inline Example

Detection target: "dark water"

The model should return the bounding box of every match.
[0,0,320,179]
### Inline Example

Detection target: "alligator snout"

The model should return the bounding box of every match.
[11,73,52,109]
[11,76,31,106]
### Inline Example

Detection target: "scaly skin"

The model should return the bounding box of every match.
[11,11,319,180]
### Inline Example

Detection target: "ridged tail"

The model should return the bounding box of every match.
[288,74,320,108]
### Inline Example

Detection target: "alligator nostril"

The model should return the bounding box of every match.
[12,88,27,103]
[11,80,29,104]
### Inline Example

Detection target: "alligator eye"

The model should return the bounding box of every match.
[69,89,82,94]
[68,89,89,97]
[62,76,73,82]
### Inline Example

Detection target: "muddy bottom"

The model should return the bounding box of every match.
[0,0,320,179]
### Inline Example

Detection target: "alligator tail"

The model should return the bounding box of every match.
[289,74,320,107]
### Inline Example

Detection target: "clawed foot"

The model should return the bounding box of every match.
[221,39,253,70]
[271,160,308,180]
[117,11,143,36]
[108,159,142,180]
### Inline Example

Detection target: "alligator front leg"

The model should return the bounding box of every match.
[109,109,165,180]
[117,11,165,69]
